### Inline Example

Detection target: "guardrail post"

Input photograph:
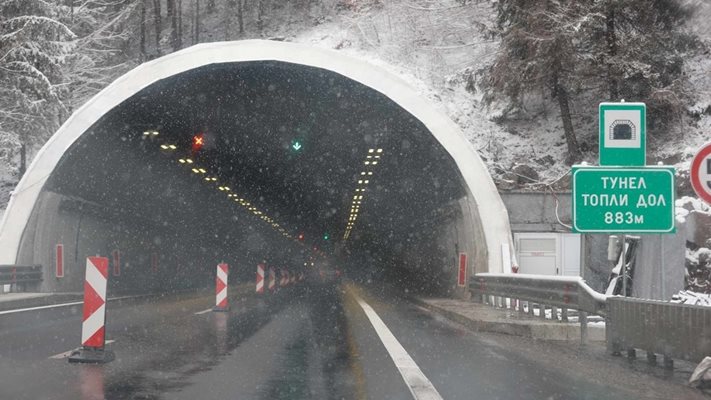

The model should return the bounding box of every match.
[579,311,588,345]
[627,348,636,359]
[539,304,547,319]
[663,355,673,369]
[518,300,526,314]
[561,308,568,321]
[646,351,656,365]
[552,306,559,321]
[528,302,535,317]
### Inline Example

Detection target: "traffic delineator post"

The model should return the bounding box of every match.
[68,257,114,364]
[290,270,296,285]
[268,268,276,292]
[280,268,287,287]
[213,263,229,312]
[256,263,265,294]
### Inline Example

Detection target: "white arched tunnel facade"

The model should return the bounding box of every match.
[0,40,514,285]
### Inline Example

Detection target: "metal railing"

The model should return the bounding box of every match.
[606,296,711,367]
[471,272,711,369]
[470,273,607,343]
[0,265,43,286]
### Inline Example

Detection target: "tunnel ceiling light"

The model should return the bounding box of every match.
[368,149,374,153]
[186,158,194,164]
[179,159,186,164]
[168,144,177,150]
[372,161,378,165]
[377,148,383,153]
[192,168,199,173]
[160,144,168,149]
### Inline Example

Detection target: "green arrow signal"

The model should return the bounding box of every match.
[292,141,302,151]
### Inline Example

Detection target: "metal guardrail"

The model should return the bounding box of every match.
[470,273,606,344]
[607,296,711,366]
[0,265,43,285]
[471,272,711,370]
[471,273,607,316]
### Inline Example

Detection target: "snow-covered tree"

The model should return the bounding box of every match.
[489,0,587,162]
[0,0,75,176]
[487,0,697,162]
[61,1,141,109]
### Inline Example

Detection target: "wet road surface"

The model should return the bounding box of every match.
[0,280,705,399]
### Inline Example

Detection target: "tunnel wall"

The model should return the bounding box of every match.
[0,40,515,277]
[17,191,300,294]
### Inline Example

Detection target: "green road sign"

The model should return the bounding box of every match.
[599,102,646,166]
[572,166,675,233]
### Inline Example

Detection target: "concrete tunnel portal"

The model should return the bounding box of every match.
[0,40,514,297]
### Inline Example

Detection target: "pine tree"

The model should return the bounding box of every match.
[0,0,75,176]
[489,0,586,162]
[488,0,696,162]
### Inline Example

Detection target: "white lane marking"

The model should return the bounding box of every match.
[0,300,84,316]
[0,294,148,316]
[49,340,116,359]
[354,295,444,400]
[194,308,213,315]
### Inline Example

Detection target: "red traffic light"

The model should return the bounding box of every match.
[192,133,204,152]
[298,233,304,241]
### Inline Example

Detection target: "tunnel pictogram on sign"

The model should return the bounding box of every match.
[213,263,229,312]
[68,257,115,364]
[256,264,265,294]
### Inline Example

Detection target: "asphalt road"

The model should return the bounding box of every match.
[0,280,705,400]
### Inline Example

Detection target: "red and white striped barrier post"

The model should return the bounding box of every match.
[69,257,114,364]
[268,268,276,293]
[280,268,287,287]
[213,263,229,312]
[256,263,265,294]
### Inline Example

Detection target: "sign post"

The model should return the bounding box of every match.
[572,101,676,297]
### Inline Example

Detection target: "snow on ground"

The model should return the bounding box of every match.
[672,290,711,306]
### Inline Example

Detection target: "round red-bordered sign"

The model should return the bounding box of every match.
[690,142,711,205]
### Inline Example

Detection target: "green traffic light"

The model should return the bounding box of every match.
[291,139,303,151]
[323,233,329,240]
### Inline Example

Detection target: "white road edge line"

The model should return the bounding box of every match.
[194,308,213,315]
[0,295,147,316]
[49,340,116,359]
[354,294,444,400]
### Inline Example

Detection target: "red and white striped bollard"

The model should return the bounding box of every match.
[68,256,114,363]
[213,263,229,312]
[268,268,276,292]
[256,263,265,294]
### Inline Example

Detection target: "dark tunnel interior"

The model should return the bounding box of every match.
[30,61,472,295]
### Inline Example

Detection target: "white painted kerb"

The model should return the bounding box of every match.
[0,40,514,272]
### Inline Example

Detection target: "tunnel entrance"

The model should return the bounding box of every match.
[0,41,513,297]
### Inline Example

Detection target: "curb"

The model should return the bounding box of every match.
[412,297,605,342]
[0,293,83,312]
